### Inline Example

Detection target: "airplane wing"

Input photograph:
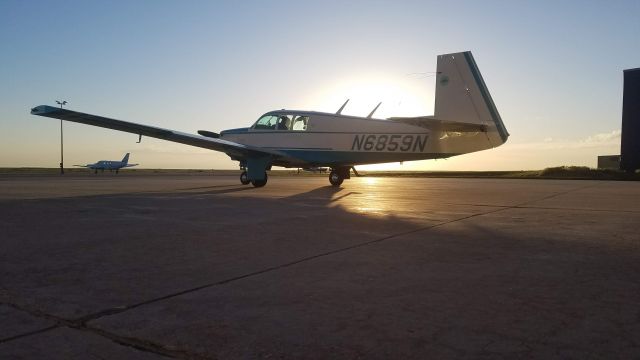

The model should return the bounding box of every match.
[30,105,287,160]
[388,116,488,133]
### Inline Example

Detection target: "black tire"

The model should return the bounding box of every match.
[329,170,343,186]
[240,171,250,185]
[251,172,268,187]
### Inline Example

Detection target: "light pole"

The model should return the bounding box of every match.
[56,100,67,174]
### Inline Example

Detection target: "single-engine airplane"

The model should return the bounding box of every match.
[31,51,508,187]
[74,153,138,174]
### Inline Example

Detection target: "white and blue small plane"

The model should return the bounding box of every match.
[32,51,508,187]
[74,153,138,174]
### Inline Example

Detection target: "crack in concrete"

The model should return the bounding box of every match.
[0,301,207,359]
[441,203,640,214]
[81,326,210,359]
[0,302,70,343]
[0,324,59,343]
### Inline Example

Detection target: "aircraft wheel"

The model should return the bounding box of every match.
[251,173,268,188]
[329,170,343,186]
[240,171,250,185]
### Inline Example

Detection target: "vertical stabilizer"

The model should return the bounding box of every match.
[434,52,508,146]
[121,153,130,165]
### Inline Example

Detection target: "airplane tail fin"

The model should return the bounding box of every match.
[122,153,130,165]
[433,51,509,149]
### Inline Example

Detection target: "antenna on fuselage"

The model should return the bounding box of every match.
[336,99,349,115]
[367,102,382,118]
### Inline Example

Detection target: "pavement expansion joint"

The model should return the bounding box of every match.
[515,205,640,213]
[80,325,210,359]
[0,325,59,344]
[0,301,208,359]
[526,183,601,204]
[0,302,66,343]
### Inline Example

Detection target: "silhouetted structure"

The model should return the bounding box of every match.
[598,155,620,169]
[621,68,640,172]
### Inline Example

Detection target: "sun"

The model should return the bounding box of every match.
[302,73,435,171]
[305,73,434,120]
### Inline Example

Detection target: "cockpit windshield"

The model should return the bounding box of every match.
[253,115,278,130]
[252,114,309,131]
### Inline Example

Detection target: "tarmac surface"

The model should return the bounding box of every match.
[1,174,639,359]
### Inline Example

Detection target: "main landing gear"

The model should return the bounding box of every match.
[251,173,268,187]
[328,166,351,187]
[240,170,268,187]
[329,170,343,186]
[240,171,250,185]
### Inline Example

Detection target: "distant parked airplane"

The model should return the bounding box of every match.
[32,51,508,187]
[75,153,138,174]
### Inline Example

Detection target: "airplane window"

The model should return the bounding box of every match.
[276,115,291,130]
[253,115,278,130]
[291,116,308,131]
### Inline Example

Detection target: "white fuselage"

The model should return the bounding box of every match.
[220,111,443,167]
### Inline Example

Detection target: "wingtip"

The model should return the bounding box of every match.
[30,105,56,114]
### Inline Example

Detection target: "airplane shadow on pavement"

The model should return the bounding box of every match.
[1,181,639,358]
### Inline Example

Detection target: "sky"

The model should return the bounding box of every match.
[1,0,639,170]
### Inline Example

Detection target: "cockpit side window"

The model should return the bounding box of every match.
[276,115,291,130]
[291,115,309,131]
[253,115,278,130]
[253,114,309,131]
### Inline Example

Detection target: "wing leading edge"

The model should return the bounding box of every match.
[30,105,285,159]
